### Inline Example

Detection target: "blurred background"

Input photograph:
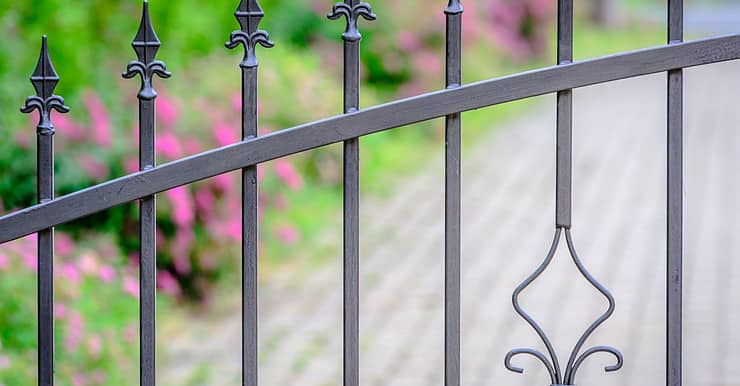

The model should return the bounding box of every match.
[0,0,739,385]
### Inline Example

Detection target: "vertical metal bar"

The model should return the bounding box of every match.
[139,98,157,386]
[225,2,273,385]
[444,2,463,386]
[37,100,55,386]
[242,65,259,386]
[556,0,573,229]
[667,0,683,385]
[327,3,375,386]
[21,35,70,386]
[343,32,362,386]
[122,3,170,385]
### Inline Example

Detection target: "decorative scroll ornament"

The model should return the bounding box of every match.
[123,1,171,100]
[21,36,70,135]
[327,1,376,42]
[505,228,623,385]
[225,0,274,68]
[444,0,464,15]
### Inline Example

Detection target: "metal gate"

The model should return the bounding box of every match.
[0,0,736,385]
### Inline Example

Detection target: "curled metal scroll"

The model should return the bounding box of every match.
[21,36,69,135]
[505,228,622,385]
[327,1,376,42]
[225,0,274,68]
[122,1,171,100]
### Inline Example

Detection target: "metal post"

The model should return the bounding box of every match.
[556,0,573,229]
[226,1,274,385]
[122,2,170,384]
[444,2,463,386]
[328,2,375,386]
[21,35,70,386]
[667,0,684,385]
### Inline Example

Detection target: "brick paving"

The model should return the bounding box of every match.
[160,61,740,386]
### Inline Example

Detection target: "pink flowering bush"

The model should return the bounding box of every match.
[0,234,139,385]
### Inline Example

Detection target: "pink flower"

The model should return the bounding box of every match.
[59,263,81,284]
[22,250,37,272]
[98,265,116,283]
[55,232,75,258]
[124,324,137,344]
[0,252,8,270]
[157,270,182,297]
[72,373,87,386]
[77,154,109,181]
[274,160,303,190]
[0,355,10,370]
[54,114,86,140]
[83,91,112,147]
[87,335,103,358]
[123,276,140,299]
[413,49,442,75]
[156,132,182,159]
[171,229,194,275]
[14,130,31,149]
[124,157,140,174]
[180,137,201,155]
[226,217,241,241]
[79,252,99,275]
[398,31,421,51]
[231,93,242,112]
[90,371,106,385]
[214,173,235,193]
[213,123,238,146]
[54,303,67,320]
[277,225,300,245]
[195,188,216,220]
[156,94,179,128]
[165,187,194,227]
[65,311,84,351]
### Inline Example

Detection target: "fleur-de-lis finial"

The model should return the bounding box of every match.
[123,1,171,100]
[445,0,463,15]
[328,0,376,42]
[226,0,274,68]
[21,36,70,135]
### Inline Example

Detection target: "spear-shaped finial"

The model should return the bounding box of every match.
[132,0,161,65]
[123,1,171,100]
[226,0,274,68]
[21,36,70,135]
[327,0,376,42]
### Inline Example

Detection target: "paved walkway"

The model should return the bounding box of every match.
[160,61,740,386]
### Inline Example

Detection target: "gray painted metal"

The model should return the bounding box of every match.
[444,2,462,386]
[328,2,375,386]
[556,0,573,228]
[2,35,738,246]
[21,35,69,386]
[5,3,739,383]
[504,2,622,384]
[667,1,684,386]
[122,2,171,384]
[225,2,273,385]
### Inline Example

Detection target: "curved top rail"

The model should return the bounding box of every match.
[1,34,740,244]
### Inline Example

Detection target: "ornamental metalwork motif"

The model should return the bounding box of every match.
[504,228,623,385]
[21,36,69,135]
[327,0,376,42]
[225,0,274,68]
[122,1,171,100]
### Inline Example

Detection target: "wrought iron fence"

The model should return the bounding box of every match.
[1,0,737,385]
